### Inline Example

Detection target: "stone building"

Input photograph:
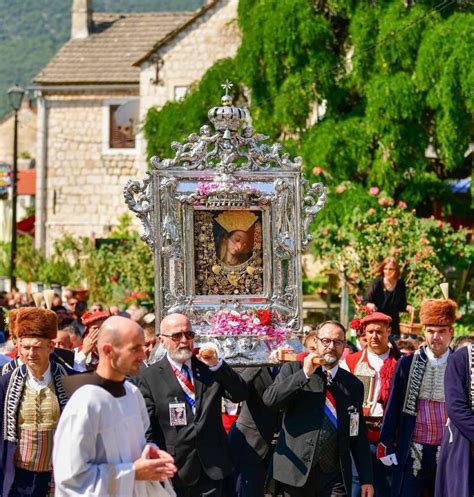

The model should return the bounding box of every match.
[0,101,37,242]
[33,0,239,254]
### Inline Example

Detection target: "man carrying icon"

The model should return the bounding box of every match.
[138,313,249,497]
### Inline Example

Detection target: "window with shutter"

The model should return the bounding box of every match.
[108,100,139,149]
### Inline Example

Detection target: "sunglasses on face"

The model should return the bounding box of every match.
[161,331,195,342]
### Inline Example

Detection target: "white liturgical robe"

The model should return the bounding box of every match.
[53,381,174,497]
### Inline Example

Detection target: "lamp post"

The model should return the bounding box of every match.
[7,84,25,291]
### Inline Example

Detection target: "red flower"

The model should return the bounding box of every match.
[349,317,361,331]
[256,309,272,326]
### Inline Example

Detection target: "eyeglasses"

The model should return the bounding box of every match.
[317,337,345,348]
[161,331,195,341]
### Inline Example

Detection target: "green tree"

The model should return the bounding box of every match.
[142,0,473,304]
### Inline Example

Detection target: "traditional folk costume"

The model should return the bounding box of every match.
[377,299,456,497]
[74,310,110,370]
[435,343,474,497]
[342,311,398,496]
[0,307,73,497]
[54,373,175,497]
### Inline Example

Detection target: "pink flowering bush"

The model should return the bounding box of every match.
[206,309,290,345]
[311,184,473,308]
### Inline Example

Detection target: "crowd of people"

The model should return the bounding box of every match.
[0,287,472,497]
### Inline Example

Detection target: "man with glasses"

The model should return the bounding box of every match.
[341,312,399,496]
[263,321,374,497]
[138,313,249,497]
[377,299,456,497]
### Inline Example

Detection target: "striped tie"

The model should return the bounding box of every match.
[324,370,338,429]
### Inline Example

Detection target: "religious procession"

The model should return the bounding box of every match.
[0,1,472,497]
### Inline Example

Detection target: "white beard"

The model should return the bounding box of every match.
[169,347,193,363]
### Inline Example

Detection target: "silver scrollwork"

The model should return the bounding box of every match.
[125,84,328,364]
[301,178,328,250]
[123,175,153,248]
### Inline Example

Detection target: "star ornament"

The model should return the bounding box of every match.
[221,80,233,96]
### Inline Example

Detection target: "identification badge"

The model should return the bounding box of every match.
[350,412,359,437]
[169,402,187,426]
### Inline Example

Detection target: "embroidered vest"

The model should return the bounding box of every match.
[15,381,60,471]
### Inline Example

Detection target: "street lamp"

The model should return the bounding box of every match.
[7,84,25,291]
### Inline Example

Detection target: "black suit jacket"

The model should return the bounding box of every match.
[230,367,280,460]
[139,356,249,487]
[262,362,372,491]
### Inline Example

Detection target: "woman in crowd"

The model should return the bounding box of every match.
[364,256,414,335]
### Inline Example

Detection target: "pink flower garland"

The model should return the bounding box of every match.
[207,309,290,345]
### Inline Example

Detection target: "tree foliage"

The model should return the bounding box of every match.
[0,215,154,306]
[142,0,473,304]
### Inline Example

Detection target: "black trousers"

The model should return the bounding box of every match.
[9,468,52,497]
[174,472,224,497]
[281,465,347,497]
[227,427,273,497]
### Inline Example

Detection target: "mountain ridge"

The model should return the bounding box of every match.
[0,0,204,119]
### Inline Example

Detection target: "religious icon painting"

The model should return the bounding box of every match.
[194,209,264,296]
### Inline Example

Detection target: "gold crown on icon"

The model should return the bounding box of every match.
[215,210,258,233]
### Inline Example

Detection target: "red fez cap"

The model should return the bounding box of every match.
[82,310,110,328]
[360,312,392,328]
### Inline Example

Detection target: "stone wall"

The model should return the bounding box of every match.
[0,102,37,164]
[138,0,240,164]
[40,0,241,254]
[43,90,140,253]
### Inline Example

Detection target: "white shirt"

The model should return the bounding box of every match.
[167,354,194,383]
[366,350,390,416]
[341,349,390,416]
[426,347,450,364]
[324,364,339,379]
[26,364,51,392]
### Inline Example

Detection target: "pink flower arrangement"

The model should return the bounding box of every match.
[206,309,290,345]
[369,187,380,196]
[312,166,325,176]
[398,200,407,209]
[335,185,346,194]
[197,182,257,196]
[368,208,376,216]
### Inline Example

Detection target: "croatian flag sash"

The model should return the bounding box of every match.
[171,363,196,412]
[324,390,338,429]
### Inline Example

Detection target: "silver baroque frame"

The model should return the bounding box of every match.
[124,86,327,338]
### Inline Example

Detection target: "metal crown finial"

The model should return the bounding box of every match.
[221,80,233,96]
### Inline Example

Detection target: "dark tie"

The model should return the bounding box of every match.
[325,369,333,386]
[181,364,192,383]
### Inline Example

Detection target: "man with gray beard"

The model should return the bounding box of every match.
[138,313,249,497]
[263,321,374,497]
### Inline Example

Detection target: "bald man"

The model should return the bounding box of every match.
[139,313,249,497]
[53,317,177,497]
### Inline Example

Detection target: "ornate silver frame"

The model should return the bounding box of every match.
[125,83,327,343]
